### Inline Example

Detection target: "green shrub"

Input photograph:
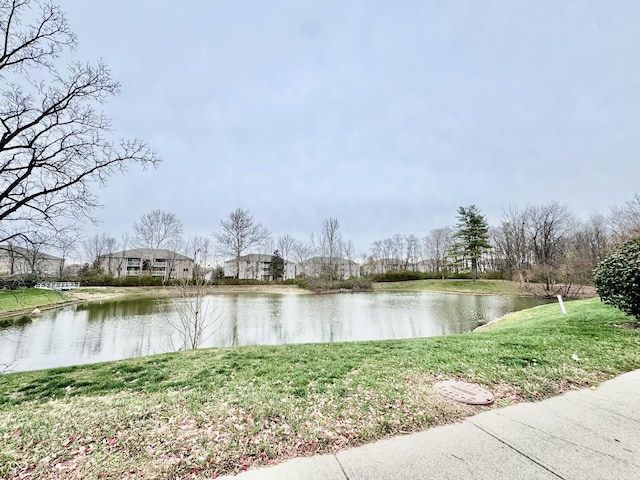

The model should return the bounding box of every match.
[371,270,426,282]
[78,274,168,287]
[479,270,507,280]
[593,237,640,322]
[370,270,505,282]
[0,274,38,290]
[211,278,265,286]
[294,276,372,292]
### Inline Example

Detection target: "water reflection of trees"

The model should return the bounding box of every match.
[269,297,286,343]
[0,293,549,372]
[76,298,162,322]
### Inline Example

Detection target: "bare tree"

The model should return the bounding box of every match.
[313,218,343,280]
[527,202,575,293]
[404,234,420,270]
[111,233,130,277]
[370,237,397,273]
[609,193,640,243]
[2,224,75,278]
[11,230,52,277]
[494,206,531,286]
[276,234,297,262]
[566,223,603,287]
[392,233,406,266]
[132,210,184,281]
[82,232,116,271]
[185,235,212,277]
[358,251,370,275]
[52,226,80,278]
[213,208,271,279]
[291,239,312,276]
[369,240,383,273]
[423,227,452,277]
[133,210,183,250]
[0,0,159,244]
[260,236,275,256]
[342,238,356,277]
[165,249,218,350]
[585,213,610,263]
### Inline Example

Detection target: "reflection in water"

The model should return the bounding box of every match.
[0,292,548,372]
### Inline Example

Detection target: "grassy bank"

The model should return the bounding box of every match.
[0,298,638,478]
[0,288,70,321]
[0,280,536,320]
[0,285,309,319]
[373,278,533,295]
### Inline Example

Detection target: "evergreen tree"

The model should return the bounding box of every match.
[451,205,491,282]
[270,250,285,282]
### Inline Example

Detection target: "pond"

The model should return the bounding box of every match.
[0,291,549,372]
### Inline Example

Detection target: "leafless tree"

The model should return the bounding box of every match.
[369,241,383,273]
[370,238,395,273]
[133,210,183,250]
[185,235,212,277]
[213,208,271,278]
[0,0,159,244]
[342,238,356,277]
[291,239,312,272]
[493,203,595,297]
[494,206,531,286]
[165,249,219,350]
[132,210,184,281]
[423,227,452,277]
[52,226,80,278]
[527,202,576,293]
[586,213,610,261]
[357,251,370,275]
[11,230,52,277]
[260,236,275,255]
[312,217,343,280]
[392,234,405,266]
[556,213,610,292]
[0,243,17,275]
[404,234,420,270]
[1,224,73,278]
[276,234,297,262]
[566,224,602,287]
[82,232,117,271]
[111,232,130,277]
[609,193,640,243]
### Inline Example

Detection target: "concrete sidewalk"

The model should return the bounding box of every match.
[219,369,640,480]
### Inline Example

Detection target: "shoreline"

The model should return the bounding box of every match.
[0,280,595,321]
[0,284,310,321]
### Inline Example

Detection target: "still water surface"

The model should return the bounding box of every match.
[0,292,548,372]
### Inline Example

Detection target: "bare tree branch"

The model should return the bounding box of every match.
[213,208,271,279]
[0,0,160,243]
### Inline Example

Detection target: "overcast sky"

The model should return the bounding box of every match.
[56,0,640,256]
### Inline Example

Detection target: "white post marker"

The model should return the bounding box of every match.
[557,295,567,315]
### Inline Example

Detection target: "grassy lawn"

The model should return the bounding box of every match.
[0,298,638,478]
[373,278,533,295]
[0,288,69,318]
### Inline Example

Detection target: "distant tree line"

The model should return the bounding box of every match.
[366,196,640,298]
[3,194,640,298]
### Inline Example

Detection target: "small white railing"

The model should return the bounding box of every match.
[34,282,80,291]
